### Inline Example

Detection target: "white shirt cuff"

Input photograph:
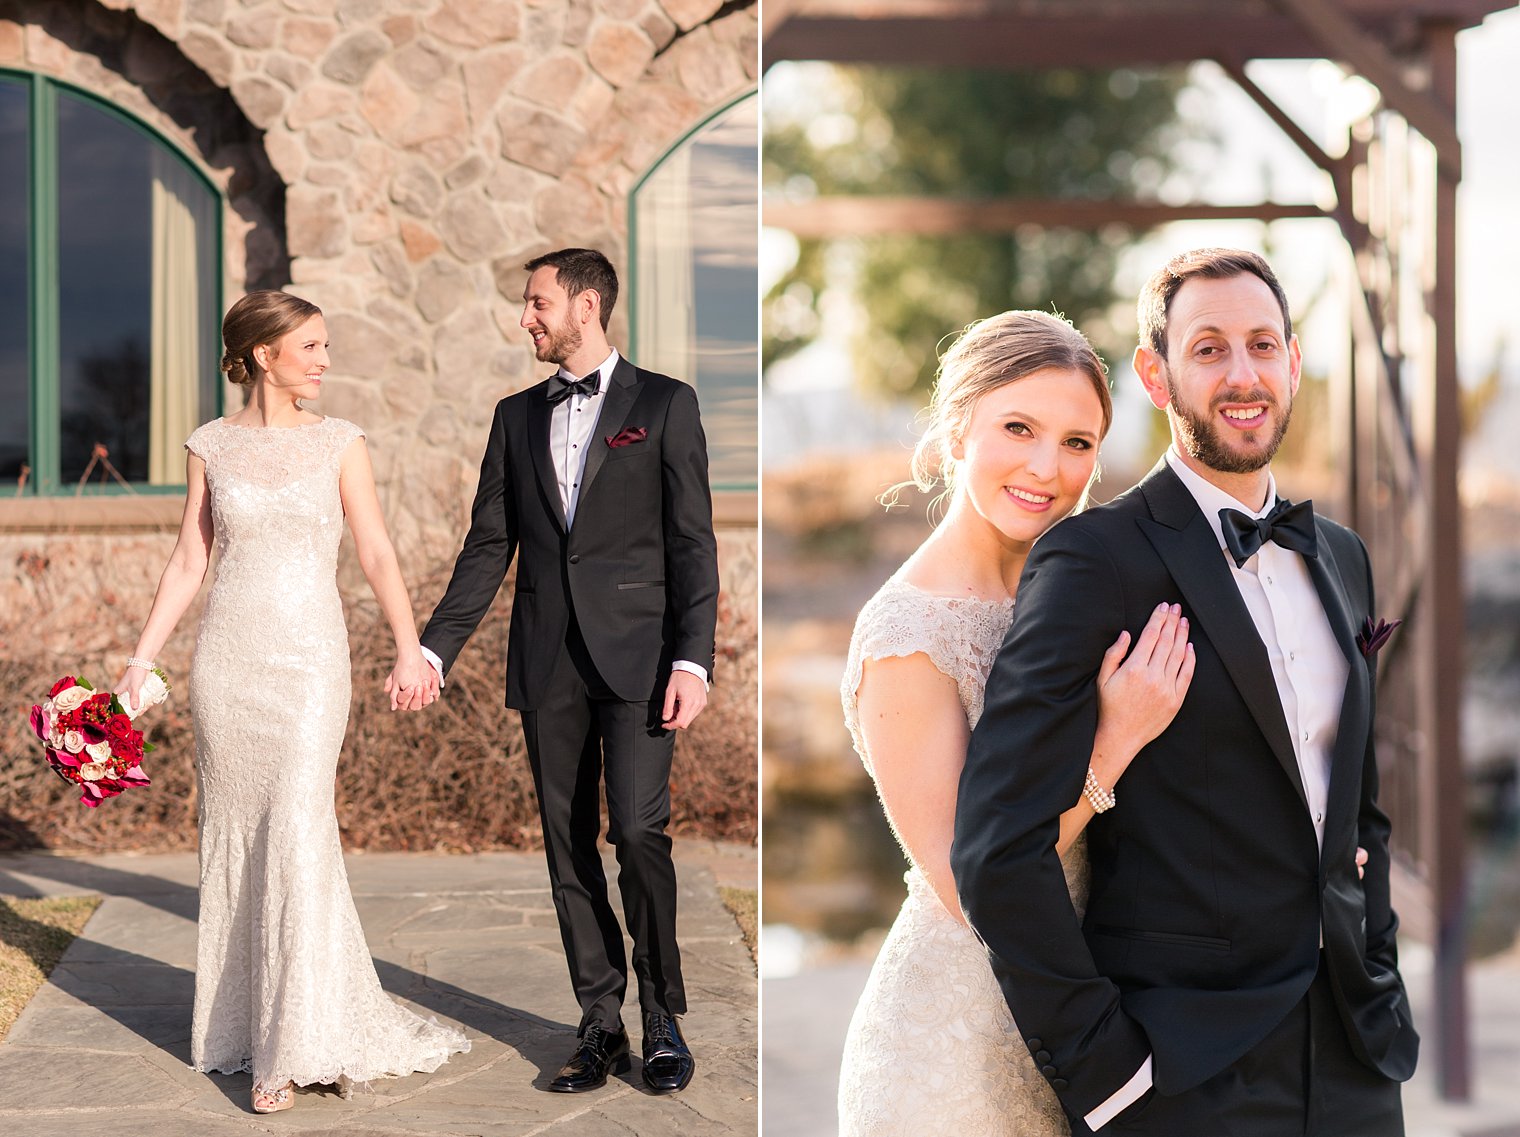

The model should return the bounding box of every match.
[1084,1054,1153,1131]
[420,645,445,688]
[671,659,709,688]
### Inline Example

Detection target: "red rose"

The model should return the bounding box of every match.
[110,734,143,761]
[49,676,77,697]
[107,714,134,740]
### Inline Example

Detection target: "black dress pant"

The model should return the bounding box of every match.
[518,615,684,1034]
[1099,954,1403,1137]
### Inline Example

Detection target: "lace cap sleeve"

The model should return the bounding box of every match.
[184,421,218,462]
[849,585,964,679]
[326,417,365,454]
[843,582,976,775]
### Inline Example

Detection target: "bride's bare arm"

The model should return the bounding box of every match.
[114,452,214,710]
[1055,603,1195,855]
[338,437,433,710]
[856,654,974,925]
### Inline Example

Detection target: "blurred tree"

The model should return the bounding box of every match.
[765,67,1192,397]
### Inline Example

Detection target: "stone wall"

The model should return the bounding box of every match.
[0,0,758,648]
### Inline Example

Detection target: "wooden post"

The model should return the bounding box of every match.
[1421,19,1471,1103]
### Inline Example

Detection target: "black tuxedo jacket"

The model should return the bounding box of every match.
[950,460,1417,1119]
[420,357,719,710]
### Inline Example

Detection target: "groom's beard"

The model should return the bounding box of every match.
[534,319,583,366]
[1166,370,1293,475]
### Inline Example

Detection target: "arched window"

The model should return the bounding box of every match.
[0,71,220,495]
[628,91,758,496]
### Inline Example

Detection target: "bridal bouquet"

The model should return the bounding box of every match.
[27,672,169,807]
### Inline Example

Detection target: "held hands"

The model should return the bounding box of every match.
[385,654,440,711]
[1094,602,1197,762]
[661,669,707,731]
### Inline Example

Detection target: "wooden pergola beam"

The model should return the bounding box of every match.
[1266,0,1463,179]
[764,196,1328,238]
[765,2,1503,70]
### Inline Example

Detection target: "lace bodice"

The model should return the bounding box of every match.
[842,577,1015,777]
[187,416,361,592]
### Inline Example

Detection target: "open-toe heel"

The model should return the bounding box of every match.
[251,1080,295,1114]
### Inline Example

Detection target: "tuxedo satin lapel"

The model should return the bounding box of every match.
[1305,526,1372,822]
[528,383,567,532]
[1136,465,1308,806]
[573,359,640,520]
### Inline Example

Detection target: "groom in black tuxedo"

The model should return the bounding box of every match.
[414,248,719,1095]
[952,249,1417,1134]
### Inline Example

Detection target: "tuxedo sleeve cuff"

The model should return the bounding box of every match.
[1085,1055,1153,1131]
[420,646,445,688]
[671,660,709,688]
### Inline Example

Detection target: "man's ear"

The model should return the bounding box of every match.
[1287,333,1303,400]
[577,288,601,328]
[1134,343,1170,411]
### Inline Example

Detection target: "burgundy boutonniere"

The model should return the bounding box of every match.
[1356,616,1402,658]
[606,426,647,449]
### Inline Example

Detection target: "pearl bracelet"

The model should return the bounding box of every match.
[126,657,156,672]
[1084,767,1116,813]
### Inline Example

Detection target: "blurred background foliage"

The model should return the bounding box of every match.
[763,67,1191,397]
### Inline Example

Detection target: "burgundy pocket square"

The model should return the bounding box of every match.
[606,427,647,449]
[1357,616,1401,657]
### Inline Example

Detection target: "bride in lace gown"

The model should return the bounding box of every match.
[837,311,1195,1136]
[116,292,468,1114]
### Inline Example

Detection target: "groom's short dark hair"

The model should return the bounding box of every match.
[524,248,619,330]
[1138,248,1292,361]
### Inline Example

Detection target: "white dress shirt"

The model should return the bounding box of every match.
[552,349,619,528]
[1086,450,1347,1130]
[421,349,708,689]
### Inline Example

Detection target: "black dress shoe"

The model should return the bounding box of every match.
[640,1012,694,1094]
[547,1024,630,1092]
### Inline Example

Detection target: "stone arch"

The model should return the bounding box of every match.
[1,0,289,290]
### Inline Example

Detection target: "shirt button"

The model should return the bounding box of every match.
[1302,730,1310,742]
[1315,812,1324,823]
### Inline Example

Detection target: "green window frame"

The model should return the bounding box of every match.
[628,89,759,497]
[2,69,223,497]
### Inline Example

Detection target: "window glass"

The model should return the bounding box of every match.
[0,79,28,484]
[57,91,154,486]
[631,93,759,491]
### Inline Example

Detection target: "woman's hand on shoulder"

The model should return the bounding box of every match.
[1093,602,1195,774]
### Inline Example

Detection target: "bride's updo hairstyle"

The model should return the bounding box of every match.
[221,290,322,388]
[899,309,1112,515]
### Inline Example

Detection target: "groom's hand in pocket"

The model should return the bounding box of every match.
[661,670,707,730]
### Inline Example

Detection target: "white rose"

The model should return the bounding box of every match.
[85,739,113,761]
[53,685,90,713]
[63,730,85,754]
[125,671,170,720]
[42,698,55,717]
[78,761,108,781]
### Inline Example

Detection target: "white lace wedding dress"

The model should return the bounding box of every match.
[185,416,469,1091]
[838,578,1088,1137]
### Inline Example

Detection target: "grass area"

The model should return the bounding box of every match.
[0,894,102,1041]
[719,885,758,964]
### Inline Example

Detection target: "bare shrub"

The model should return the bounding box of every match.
[3,559,757,852]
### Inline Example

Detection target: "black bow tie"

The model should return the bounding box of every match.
[547,373,598,405]
[1219,498,1318,568]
